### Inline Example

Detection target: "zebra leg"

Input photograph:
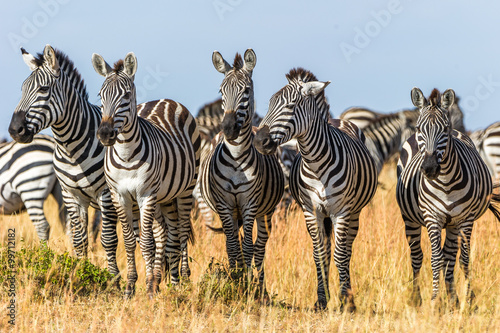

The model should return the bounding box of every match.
[176,190,195,280]
[63,192,89,258]
[459,225,474,304]
[138,196,158,298]
[443,226,459,306]
[304,210,330,311]
[241,210,257,286]
[427,221,444,301]
[98,190,120,280]
[162,200,182,285]
[22,199,50,241]
[152,206,168,295]
[334,214,357,312]
[254,214,272,297]
[113,194,138,298]
[405,220,423,306]
[219,207,244,271]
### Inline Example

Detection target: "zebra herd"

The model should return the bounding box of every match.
[2,44,500,311]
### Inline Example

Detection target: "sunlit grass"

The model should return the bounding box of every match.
[1,163,499,332]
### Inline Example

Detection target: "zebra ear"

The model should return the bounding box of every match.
[300,81,331,96]
[43,44,60,76]
[212,51,231,74]
[92,53,112,77]
[441,89,455,110]
[21,48,37,71]
[124,52,138,78]
[411,87,428,109]
[243,49,257,72]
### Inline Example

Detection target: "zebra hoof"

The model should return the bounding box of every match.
[340,294,356,313]
[123,285,135,299]
[314,299,328,311]
[409,292,422,307]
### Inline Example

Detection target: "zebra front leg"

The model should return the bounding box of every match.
[64,194,89,258]
[162,200,181,285]
[152,206,168,294]
[98,190,120,281]
[443,226,459,307]
[241,209,257,287]
[219,207,244,274]
[113,195,138,298]
[426,221,445,301]
[334,214,357,312]
[304,211,331,311]
[254,214,273,299]
[176,190,196,280]
[138,196,159,298]
[23,201,50,241]
[459,225,474,304]
[405,220,423,306]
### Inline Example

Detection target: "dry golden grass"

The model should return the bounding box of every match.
[1,163,500,332]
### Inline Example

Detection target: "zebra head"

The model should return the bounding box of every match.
[411,87,455,180]
[10,45,64,143]
[254,68,330,155]
[212,49,256,141]
[92,52,137,146]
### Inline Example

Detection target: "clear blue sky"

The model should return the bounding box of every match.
[2,0,500,139]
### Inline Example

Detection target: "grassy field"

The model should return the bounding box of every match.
[1,164,500,332]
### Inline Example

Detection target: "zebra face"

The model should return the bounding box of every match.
[92,53,137,146]
[10,46,62,144]
[213,49,256,142]
[411,88,455,180]
[255,78,330,155]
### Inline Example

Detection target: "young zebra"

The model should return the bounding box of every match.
[0,135,67,240]
[200,49,284,293]
[92,52,200,297]
[470,121,500,180]
[254,68,378,311]
[8,45,120,279]
[396,88,500,305]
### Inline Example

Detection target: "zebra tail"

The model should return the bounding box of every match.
[205,219,243,234]
[51,181,68,232]
[489,183,500,222]
[188,218,196,245]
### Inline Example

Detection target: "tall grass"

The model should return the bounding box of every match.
[1,163,499,332]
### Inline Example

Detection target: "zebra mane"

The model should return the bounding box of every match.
[429,88,441,106]
[113,59,124,73]
[286,68,318,83]
[33,49,89,101]
[233,53,244,70]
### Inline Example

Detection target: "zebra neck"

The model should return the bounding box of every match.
[50,77,102,157]
[435,138,460,180]
[295,114,331,165]
[112,112,142,161]
[223,122,254,158]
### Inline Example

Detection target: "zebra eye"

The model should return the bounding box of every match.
[123,92,131,99]
[39,86,49,92]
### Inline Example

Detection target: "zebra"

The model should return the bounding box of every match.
[200,49,284,294]
[360,110,419,174]
[8,45,121,281]
[254,68,378,311]
[470,121,500,180]
[396,88,500,306]
[92,52,200,297]
[0,134,67,240]
[339,107,383,129]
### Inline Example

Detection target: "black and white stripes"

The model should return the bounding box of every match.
[254,68,378,311]
[92,52,200,297]
[0,135,67,240]
[396,88,500,305]
[200,49,284,292]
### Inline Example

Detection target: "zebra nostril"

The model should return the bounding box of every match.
[17,127,25,135]
[262,138,270,146]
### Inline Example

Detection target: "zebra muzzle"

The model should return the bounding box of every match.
[97,120,117,146]
[254,125,278,155]
[8,110,34,144]
[421,151,441,180]
[221,111,241,141]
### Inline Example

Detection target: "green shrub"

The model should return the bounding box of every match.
[0,243,115,299]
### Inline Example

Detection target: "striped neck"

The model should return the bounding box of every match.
[112,105,142,161]
[296,109,331,166]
